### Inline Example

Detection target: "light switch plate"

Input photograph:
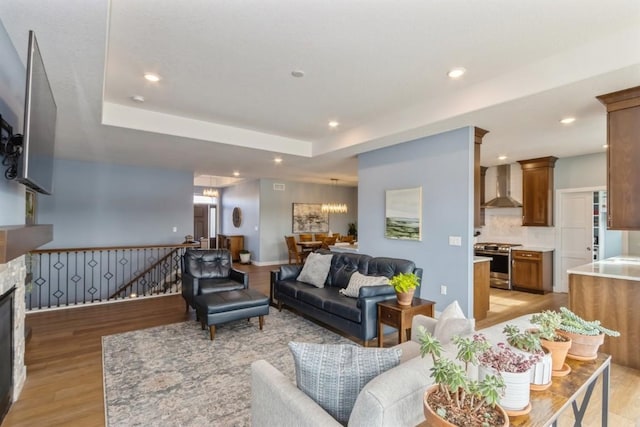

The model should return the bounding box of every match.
[448,236,462,246]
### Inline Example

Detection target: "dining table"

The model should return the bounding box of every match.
[297,240,323,251]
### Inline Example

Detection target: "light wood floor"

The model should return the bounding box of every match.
[2,263,639,426]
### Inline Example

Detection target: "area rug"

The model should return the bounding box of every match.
[102,307,353,426]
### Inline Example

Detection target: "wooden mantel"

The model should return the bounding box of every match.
[0,225,53,264]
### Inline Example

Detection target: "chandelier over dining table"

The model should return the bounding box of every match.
[322,179,348,213]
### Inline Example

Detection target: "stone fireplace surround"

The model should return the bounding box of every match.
[0,256,26,411]
[0,223,52,420]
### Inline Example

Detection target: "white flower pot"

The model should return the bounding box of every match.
[530,350,553,387]
[479,365,531,411]
[239,253,251,264]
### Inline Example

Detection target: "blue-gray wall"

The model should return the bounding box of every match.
[358,127,475,316]
[555,152,606,189]
[0,19,26,225]
[220,179,261,258]
[258,179,358,264]
[38,158,194,248]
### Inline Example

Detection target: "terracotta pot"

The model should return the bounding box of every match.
[423,385,509,427]
[540,337,572,373]
[396,288,415,306]
[556,330,604,360]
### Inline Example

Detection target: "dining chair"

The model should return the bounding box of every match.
[341,235,355,244]
[299,233,313,242]
[314,233,327,241]
[332,233,341,241]
[285,236,309,264]
[321,236,337,250]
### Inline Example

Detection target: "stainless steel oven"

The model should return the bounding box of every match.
[474,243,522,290]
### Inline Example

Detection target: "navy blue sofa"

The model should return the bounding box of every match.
[271,250,422,346]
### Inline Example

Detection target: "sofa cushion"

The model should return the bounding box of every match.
[184,249,232,278]
[326,253,372,288]
[433,300,474,344]
[367,257,416,279]
[276,280,313,299]
[198,278,246,294]
[323,295,361,323]
[297,252,334,288]
[296,287,335,310]
[289,342,402,425]
[339,271,390,298]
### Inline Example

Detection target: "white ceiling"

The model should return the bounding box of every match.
[1,1,639,187]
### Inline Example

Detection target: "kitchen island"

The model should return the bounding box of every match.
[567,256,640,369]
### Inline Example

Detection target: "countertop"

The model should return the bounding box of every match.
[474,256,492,263]
[514,247,554,252]
[567,256,640,281]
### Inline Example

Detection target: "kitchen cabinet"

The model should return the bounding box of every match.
[596,86,640,230]
[517,156,557,226]
[511,249,553,294]
[217,234,244,261]
[474,128,489,228]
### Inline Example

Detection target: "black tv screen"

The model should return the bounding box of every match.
[16,30,56,195]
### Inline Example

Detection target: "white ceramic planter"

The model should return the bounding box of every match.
[239,253,251,264]
[530,350,553,387]
[479,365,531,411]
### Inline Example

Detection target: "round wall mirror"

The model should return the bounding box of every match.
[232,207,242,227]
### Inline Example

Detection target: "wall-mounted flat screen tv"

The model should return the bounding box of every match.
[16,30,56,195]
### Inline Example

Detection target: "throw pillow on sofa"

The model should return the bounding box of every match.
[433,300,474,344]
[339,271,390,298]
[296,252,333,288]
[288,342,401,425]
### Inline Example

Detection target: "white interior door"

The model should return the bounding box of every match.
[557,191,593,292]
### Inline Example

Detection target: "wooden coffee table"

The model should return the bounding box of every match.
[377,297,435,347]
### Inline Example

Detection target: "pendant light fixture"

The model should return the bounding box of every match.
[321,179,348,214]
[203,176,219,198]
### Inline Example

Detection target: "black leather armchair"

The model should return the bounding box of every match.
[182,249,249,312]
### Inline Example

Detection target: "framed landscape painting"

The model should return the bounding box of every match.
[385,187,422,241]
[292,203,329,233]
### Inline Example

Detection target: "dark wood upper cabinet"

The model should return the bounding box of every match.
[474,128,489,228]
[597,86,640,230]
[517,156,557,227]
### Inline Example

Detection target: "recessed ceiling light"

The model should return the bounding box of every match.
[447,67,466,79]
[274,157,283,164]
[233,171,240,177]
[131,95,145,103]
[560,117,576,124]
[498,155,508,161]
[144,73,161,82]
[328,121,339,128]
[291,70,305,78]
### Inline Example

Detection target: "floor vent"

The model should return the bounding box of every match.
[273,183,285,191]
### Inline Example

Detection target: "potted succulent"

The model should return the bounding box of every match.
[238,249,251,264]
[418,328,508,427]
[503,325,553,391]
[556,307,620,360]
[347,222,357,239]
[530,310,572,377]
[389,272,420,306]
[477,337,540,415]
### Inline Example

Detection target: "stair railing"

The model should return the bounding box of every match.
[26,243,198,310]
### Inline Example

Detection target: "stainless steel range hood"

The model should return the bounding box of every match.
[482,164,522,208]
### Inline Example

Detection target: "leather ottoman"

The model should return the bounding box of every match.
[194,288,270,340]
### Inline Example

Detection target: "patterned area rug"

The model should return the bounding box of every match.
[102,307,353,426]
